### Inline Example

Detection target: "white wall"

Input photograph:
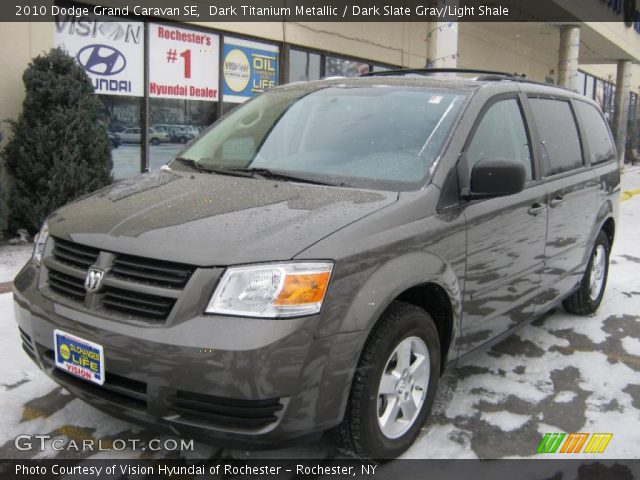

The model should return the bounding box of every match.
[458,23,559,82]
[191,22,430,68]
[0,22,53,141]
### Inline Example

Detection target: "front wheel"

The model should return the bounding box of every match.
[331,301,440,459]
[563,230,611,315]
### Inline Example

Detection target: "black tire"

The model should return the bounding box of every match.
[563,230,611,315]
[150,138,160,146]
[330,301,440,459]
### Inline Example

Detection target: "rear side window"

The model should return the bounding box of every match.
[529,98,583,175]
[465,98,533,181]
[574,101,616,165]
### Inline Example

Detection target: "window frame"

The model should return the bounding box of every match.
[524,94,587,180]
[457,92,540,197]
[572,98,617,167]
[284,44,398,83]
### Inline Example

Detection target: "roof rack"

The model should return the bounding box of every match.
[360,68,575,93]
[362,68,525,79]
[361,67,576,93]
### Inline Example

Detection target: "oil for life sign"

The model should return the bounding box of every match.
[148,24,219,101]
[54,17,144,97]
[223,38,279,103]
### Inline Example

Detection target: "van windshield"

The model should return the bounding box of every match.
[174,86,468,190]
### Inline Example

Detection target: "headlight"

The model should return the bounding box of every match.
[206,262,333,318]
[32,221,49,264]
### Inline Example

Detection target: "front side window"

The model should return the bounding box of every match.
[175,86,468,190]
[529,98,583,175]
[465,98,533,181]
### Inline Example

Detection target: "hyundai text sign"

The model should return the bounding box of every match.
[54,16,144,97]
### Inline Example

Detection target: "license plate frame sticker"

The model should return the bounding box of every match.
[54,329,105,385]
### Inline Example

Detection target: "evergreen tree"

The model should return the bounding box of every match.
[0,157,7,238]
[1,47,112,234]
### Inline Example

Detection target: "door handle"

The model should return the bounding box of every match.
[550,195,565,207]
[528,203,547,216]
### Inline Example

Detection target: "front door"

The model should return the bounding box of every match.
[458,95,548,357]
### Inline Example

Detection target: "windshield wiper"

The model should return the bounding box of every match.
[226,167,337,186]
[173,158,253,177]
[173,157,210,172]
[173,159,337,185]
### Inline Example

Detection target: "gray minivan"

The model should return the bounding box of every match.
[14,70,619,458]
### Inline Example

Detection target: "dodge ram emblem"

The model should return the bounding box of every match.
[85,268,105,293]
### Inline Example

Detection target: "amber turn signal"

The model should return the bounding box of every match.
[274,272,331,305]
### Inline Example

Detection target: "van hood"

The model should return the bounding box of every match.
[48,170,397,266]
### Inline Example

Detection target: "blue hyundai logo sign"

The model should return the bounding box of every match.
[76,44,127,76]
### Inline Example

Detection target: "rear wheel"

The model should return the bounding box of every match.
[331,301,440,459]
[563,230,610,315]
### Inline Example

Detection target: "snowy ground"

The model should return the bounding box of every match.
[0,167,639,460]
[0,245,33,284]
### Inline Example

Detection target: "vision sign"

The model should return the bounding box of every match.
[223,37,279,103]
[54,16,144,96]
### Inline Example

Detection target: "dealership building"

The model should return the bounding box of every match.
[0,1,639,179]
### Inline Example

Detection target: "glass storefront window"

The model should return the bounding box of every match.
[595,80,606,117]
[149,98,218,171]
[585,75,595,100]
[289,49,321,82]
[603,83,616,123]
[147,24,220,171]
[577,71,586,95]
[57,12,398,175]
[325,56,370,77]
[99,96,143,180]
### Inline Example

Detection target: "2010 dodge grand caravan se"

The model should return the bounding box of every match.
[13,70,620,458]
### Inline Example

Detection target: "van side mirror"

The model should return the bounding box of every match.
[464,158,526,198]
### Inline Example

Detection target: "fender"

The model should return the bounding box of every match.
[311,251,463,428]
[582,199,615,267]
[581,162,619,269]
[340,250,462,361]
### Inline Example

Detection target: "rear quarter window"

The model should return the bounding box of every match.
[529,98,583,176]
[574,101,616,165]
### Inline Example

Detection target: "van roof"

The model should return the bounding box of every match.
[276,69,591,103]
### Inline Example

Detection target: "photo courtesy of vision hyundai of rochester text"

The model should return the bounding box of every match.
[13,70,619,458]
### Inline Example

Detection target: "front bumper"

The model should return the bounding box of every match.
[13,262,366,448]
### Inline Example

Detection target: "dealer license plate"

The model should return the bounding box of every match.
[54,329,105,385]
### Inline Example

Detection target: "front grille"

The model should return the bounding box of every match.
[167,391,283,429]
[52,238,99,269]
[103,286,176,321]
[48,270,85,300]
[112,254,194,289]
[44,238,195,323]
